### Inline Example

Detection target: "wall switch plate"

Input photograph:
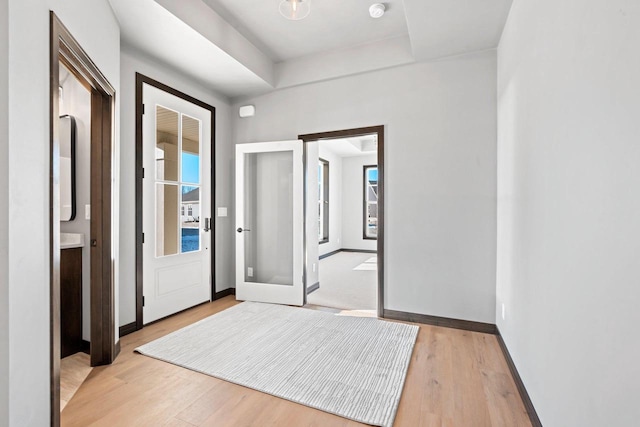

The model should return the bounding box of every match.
[502,303,506,320]
[217,207,227,217]
[85,204,91,220]
[247,267,253,277]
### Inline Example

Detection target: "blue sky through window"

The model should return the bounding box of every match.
[182,152,200,184]
[367,168,378,182]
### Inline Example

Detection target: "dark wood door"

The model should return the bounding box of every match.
[61,247,83,358]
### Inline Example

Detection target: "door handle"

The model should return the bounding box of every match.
[203,218,211,232]
[236,227,251,233]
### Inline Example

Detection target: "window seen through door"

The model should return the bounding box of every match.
[318,159,329,243]
[364,165,378,239]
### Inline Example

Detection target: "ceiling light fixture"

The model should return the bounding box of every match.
[279,0,311,21]
[369,3,386,19]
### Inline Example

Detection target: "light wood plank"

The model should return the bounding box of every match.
[60,352,92,412]
[62,296,532,426]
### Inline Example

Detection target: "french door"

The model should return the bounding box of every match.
[235,141,304,306]
[142,84,212,323]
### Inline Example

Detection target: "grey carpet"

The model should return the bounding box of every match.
[135,302,418,427]
[309,251,377,310]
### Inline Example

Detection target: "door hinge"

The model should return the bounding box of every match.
[142,104,145,115]
[142,233,145,244]
[142,296,145,307]
[142,167,145,179]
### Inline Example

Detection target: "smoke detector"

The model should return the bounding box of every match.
[369,3,386,19]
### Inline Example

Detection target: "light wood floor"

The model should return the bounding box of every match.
[61,296,531,426]
[60,352,92,411]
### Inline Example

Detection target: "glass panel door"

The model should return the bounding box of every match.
[235,141,304,306]
[143,84,211,324]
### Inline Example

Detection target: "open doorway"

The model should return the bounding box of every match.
[50,12,116,425]
[57,61,94,411]
[299,126,384,317]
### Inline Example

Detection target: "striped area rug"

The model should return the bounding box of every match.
[136,302,418,427]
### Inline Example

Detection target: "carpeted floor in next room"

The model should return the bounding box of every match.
[307,251,377,311]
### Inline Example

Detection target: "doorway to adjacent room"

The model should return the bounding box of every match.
[50,12,117,425]
[299,126,384,316]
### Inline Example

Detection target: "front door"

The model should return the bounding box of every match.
[142,84,212,324]
[235,141,304,306]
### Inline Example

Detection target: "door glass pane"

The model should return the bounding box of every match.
[181,185,200,253]
[155,106,179,182]
[156,183,179,257]
[181,115,200,184]
[155,108,204,258]
[244,151,293,285]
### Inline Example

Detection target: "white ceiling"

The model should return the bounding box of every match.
[404,0,513,61]
[110,0,514,99]
[202,0,409,62]
[109,0,272,99]
[319,135,377,158]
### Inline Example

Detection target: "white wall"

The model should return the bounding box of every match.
[317,145,343,256]
[119,46,234,326]
[233,51,497,323]
[0,0,9,424]
[497,0,640,425]
[276,35,414,89]
[59,70,92,341]
[341,154,378,251]
[5,0,120,424]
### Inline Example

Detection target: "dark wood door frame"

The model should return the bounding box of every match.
[50,12,117,426]
[134,73,217,331]
[298,126,385,317]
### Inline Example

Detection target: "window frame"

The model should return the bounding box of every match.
[318,158,330,244]
[363,165,378,240]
